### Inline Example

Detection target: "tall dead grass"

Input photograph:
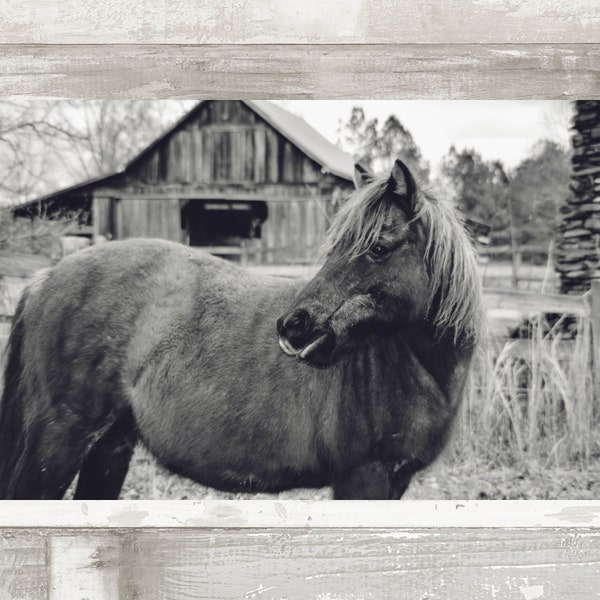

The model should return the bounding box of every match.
[452,315,599,472]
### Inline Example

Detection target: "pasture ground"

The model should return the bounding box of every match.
[108,445,600,501]
[2,255,599,500]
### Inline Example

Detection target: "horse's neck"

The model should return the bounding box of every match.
[403,325,474,404]
[336,325,475,468]
[346,325,474,408]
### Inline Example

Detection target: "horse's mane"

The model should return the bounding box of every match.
[321,173,485,346]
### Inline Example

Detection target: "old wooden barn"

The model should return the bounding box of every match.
[12,100,354,264]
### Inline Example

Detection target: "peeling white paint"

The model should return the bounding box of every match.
[4,500,600,528]
[483,582,501,598]
[489,561,600,570]
[519,578,545,600]
[373,531,433,539]
[474,0,600,27]
[244,583,276,597]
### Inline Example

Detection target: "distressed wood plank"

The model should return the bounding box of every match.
[0,531,47,600]
[1,500,600,529]
[0,0,598,44]
[48,535,121,599]
[0,44,598,99]
[2,526,600,599]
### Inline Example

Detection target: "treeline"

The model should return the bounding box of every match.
[337,106,572,249]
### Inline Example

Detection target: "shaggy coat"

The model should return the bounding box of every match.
[0,159,483,499]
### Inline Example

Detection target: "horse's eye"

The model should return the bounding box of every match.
[368,244,392,261]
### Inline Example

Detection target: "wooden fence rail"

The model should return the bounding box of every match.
[484,287,587,316]
[2,500,600,600]
[1,262,598,321]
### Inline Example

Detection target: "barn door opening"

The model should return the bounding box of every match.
[182,199,268,260]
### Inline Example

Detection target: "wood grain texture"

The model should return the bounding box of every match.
[1,44,599,99]
[0,0,598,44]
[2,526,600,599]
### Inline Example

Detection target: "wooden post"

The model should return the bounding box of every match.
[511,248,521,290]
[590,281,600,381]
[240,240,248,267]
[584,280,600,401]
[91,195,100,240]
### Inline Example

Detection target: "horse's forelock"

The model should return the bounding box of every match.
[320,174,393,260]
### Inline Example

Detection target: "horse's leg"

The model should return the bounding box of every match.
[5,414,100,500]
[74,410,138,500]
[388,458,424,499]
[332,460,419,500]
[333,462,395,499]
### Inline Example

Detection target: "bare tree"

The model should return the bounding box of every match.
[540,101,574,151]
[0,99,193,256]
[0,99,193,205]
[52,100,194,180]
[0,99,84,203]
[336,106,430,183]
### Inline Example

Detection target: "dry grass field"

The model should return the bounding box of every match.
[2,255,600,500]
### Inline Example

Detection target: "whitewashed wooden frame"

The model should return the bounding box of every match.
[1,1,600,597]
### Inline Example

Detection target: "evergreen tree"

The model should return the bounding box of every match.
[507,140,571,247]
[337,107,379,169]
[337,107,430,183]
[376,115,429,182]
[437,146,509,243]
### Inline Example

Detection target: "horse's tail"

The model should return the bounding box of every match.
[0,276,41,497]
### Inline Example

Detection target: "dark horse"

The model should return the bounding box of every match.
[0,160,483,500]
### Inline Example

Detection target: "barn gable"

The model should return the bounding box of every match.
[126,100,353,185]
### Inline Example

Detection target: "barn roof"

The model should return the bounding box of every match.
[126,100,354,181]
[246,101,354,180]
[10,101,354,211]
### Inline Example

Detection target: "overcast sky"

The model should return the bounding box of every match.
[276,100,573,174]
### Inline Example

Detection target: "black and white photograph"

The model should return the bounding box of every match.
[2,97,600,598]
[0,98,597,503]
[1,0,599,595]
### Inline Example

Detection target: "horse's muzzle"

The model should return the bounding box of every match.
[277,309,336,367]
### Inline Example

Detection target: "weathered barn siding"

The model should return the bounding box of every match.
[94,196,181,242]
[94,188,334,261]
[129,101,325,187]
[261,197,330,263]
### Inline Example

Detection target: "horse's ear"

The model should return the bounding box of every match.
[390,159,418,215]
[353,163,371,189]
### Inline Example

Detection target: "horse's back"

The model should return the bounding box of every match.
[17,239,291,414]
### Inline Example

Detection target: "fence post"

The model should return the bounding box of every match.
[240,241,248,267]
[591,280,600,346]
[511,249,521,289]
[587,280,600,398]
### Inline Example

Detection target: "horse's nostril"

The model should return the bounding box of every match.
[279,309,313,346]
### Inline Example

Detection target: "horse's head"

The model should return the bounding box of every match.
[277,159,434,367]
